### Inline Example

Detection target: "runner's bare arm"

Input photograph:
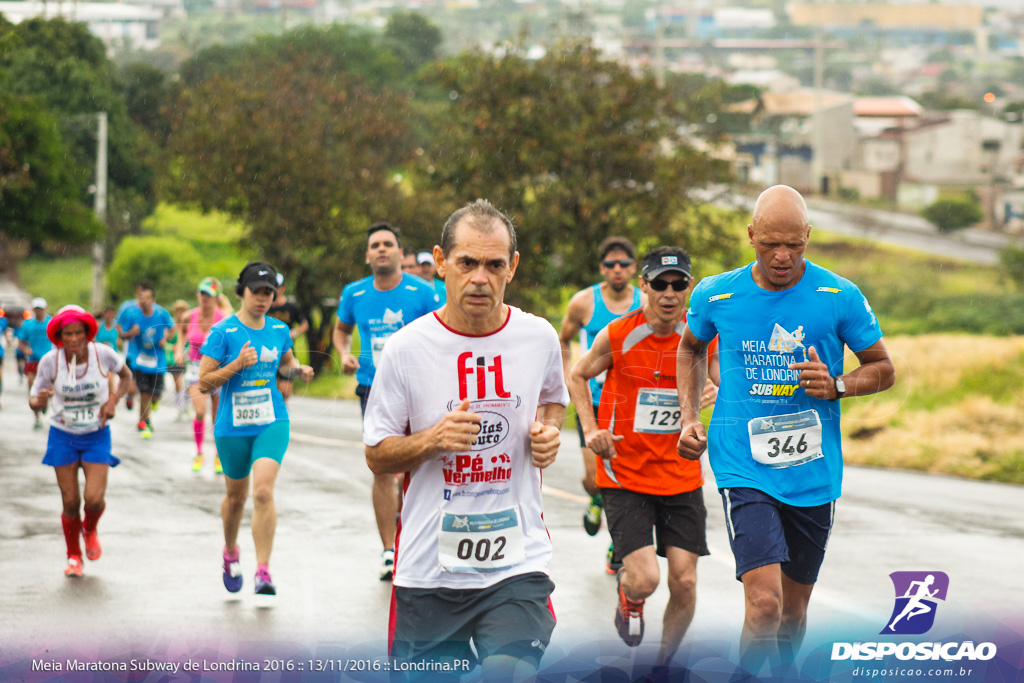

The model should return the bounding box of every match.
[332,320,359,375]
[789,340,895,400]
[530,402,566,469]
[557,289,593,380]
[366,398,482,475]
[676,326,711,461]
[100,364,133,425]
[197,342,257,394]
[567,329,621,459]
[700,344,720,409]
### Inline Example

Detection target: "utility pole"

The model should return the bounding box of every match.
[91,112,107,312]
[654,6,665,89]
[811,4,825,195]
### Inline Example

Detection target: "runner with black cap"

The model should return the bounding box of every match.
[569,246,718,665]
[29,305,132,577]
[267,272,309,402]
[199,261,314,596]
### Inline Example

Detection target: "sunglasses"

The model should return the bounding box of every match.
[602,258,635,269]
[647,277,690,291]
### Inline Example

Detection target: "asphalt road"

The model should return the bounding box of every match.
[1,352,1022,681]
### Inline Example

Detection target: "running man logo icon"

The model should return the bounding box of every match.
[881,571,949,635]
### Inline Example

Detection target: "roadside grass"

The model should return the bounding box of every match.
[15,204,252,310]
[841,335,1024,484]
[16,255,93,309]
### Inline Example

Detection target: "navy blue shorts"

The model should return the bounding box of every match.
[357,383,371,417]
[720,487,834,585]
[43,426,121,468]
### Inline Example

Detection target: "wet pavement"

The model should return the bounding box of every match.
[1,354,1022,680]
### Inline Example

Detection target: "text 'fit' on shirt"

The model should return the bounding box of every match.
[363,307,570,590]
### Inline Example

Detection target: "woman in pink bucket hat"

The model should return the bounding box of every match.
[29,305,132,577]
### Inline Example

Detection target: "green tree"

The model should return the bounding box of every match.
[384,11,443,74]
[999,243,1024,290]
[0,91,102,244]
[106,235,201,304]
[165,60,416,369]
[414,42,738,313]
[921,198,984,232]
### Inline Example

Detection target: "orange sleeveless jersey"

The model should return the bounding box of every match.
[595,309,716,496]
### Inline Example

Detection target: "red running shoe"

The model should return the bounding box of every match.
[614,569,645,647]
[65,555,84,577]
[82,526,101,561]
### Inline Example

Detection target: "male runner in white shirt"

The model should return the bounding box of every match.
[363,199,568,681]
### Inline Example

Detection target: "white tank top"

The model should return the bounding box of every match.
[39,343,122,434]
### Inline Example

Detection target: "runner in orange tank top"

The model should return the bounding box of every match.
[569,246,719,669]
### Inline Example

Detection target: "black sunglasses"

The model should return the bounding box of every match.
[602,258,635,269]
[647,277,690,291]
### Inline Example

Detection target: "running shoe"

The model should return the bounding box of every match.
[614,569,645,647]
[65,555,84,578]
[192,454,204,472]
[380,549,395,581]
[151,400,160,413]
[33,416,42,430]
[82,527,101,561]
[254,567,276,595]
[606,542,623,575]
[126,395,133,410]
[213,456,223,475]
[223,548,242,593]
[583,493,603,536]
[141,421,153,440]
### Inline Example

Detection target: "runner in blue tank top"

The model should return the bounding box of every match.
[333,222,437,581]
[18,298,53,429]
[200,261,314,596]
[559,236,645,573]
[676,186,895,672]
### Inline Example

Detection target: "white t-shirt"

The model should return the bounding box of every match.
[32,343,124,434]
[363,307,569,589]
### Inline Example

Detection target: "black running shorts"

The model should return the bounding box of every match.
[391,572,555,679]
[133,369,164,398]
[602,487,710,560]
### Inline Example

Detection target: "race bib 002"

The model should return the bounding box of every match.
[231,388,275,427]
[437,506,526,574]
[634,388,681,434]
[748,409,824,468]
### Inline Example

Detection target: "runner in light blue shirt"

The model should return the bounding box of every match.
[199,261,313,597]
[18,297,53,428]
[332,222,437,582]
[676,185,896,671]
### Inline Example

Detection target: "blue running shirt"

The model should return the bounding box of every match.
[17,317,53,361]
[120,305,174,374]
[686,261,882,506]
[201,314,293,437]
[337,274,437,387]
[580,284,641,404]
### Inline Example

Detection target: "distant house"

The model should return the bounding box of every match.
[0,1,163,51]
[728,88,856,193]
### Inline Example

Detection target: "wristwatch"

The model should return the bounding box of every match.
[833,376,846,400]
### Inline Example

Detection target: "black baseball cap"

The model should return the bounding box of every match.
[239,261,279,293]
[641,251,692,280]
